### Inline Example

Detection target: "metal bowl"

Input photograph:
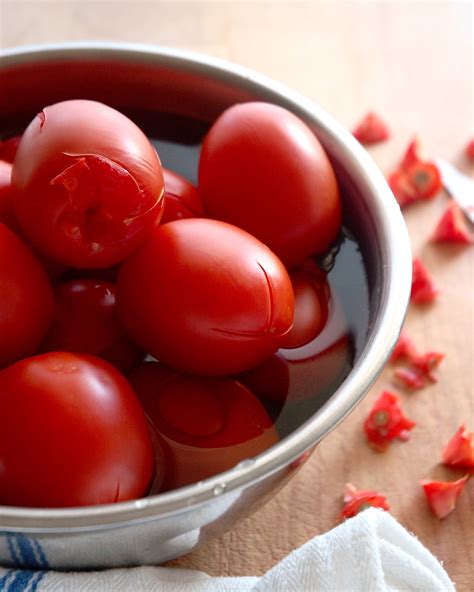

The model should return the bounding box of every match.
[0,42,411,569]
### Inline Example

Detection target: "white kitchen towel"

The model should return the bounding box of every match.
[0,508,455,591]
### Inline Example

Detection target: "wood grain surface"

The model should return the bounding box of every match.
[1,1,473,589]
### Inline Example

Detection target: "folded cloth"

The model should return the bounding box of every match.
[0,508,455,592]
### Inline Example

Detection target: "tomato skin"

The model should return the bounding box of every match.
[280,261,330,349]
[0,352,155,508]
[199,102,341,267]
[12,100,164,268]
[161,168,204,224]
[0,160,18,231]
[237,353,290,405]
[0,135,21,164]
[118,218,294,376]
[0,224,54,368]
[129,362,279,490]
[41,279,143,372]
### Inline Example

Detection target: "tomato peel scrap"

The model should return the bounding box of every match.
[390,330,418,363]
[352,112,390,145]
[340,483,390,519]
[442,424,474,470]
[364,391,416,451]
[464,138,474,162]
[432,202,474,245]
[411,258,439,304]
[420,475,469,519]
[394,366,425,390]
[388,139,442,208]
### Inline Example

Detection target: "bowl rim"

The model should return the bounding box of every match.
[0,41,412,531]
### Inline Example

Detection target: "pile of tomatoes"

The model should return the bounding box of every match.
[0,100,341,508]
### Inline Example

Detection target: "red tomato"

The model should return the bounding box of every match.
[41,279,143,372]
[118,218,294,375]
[12,100,164,268]
[198,102,341,267]
[129,362,279,490]
[280,261,330,349]
[161,168,204,224]
[237,353,290,405]
[0,224,54,368]
[0,134,21,163]
[0,352,155,508]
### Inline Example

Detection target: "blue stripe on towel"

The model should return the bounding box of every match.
[15,538,38,570]
[0,570,15,591]
[1,569,36,591]
[29,571,45,592]
[5,539,20,566]
[31,542,49,570]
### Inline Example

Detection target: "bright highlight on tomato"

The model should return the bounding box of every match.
[199,102,342,267]
[12,100,165,268]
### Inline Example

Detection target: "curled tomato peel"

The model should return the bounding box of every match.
[388,139,442,208]
[411,258,439,304]
[421,475,469,519]
[464,138,474,162]
[442,424,474,470]
[363,391,415,451]
[432,202,474,245]
[352,112,390,145]
[340,483,390,519]
[390,330,418,363]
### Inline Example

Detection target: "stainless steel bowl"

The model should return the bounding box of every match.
[0,42,411,569]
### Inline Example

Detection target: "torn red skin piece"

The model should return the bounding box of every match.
[388,169,419,208]
[400,138,421,170]
[389,330,418,363]
[394,366,425,390]
[363,391,416,452]
[389,139,442,208]
[442,424,474,470]
[352,112,390,145]
[465,138,474,162]
[406,162,442,200]
[411,258,439,304]
[340,483,390,519]
[412,352,445,377]
[421,475,469,519]
[432,202,474,245]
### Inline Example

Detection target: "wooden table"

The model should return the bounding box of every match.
[2,1,473,589]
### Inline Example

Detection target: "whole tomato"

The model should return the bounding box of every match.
[129,362,279,490]
[161,168,204,224]
[0,224,54,368]
[41,279,143,372]
[12,100,164,268]
[118,218,294,376]
[199,102,341,267]
[0,352,155,508]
